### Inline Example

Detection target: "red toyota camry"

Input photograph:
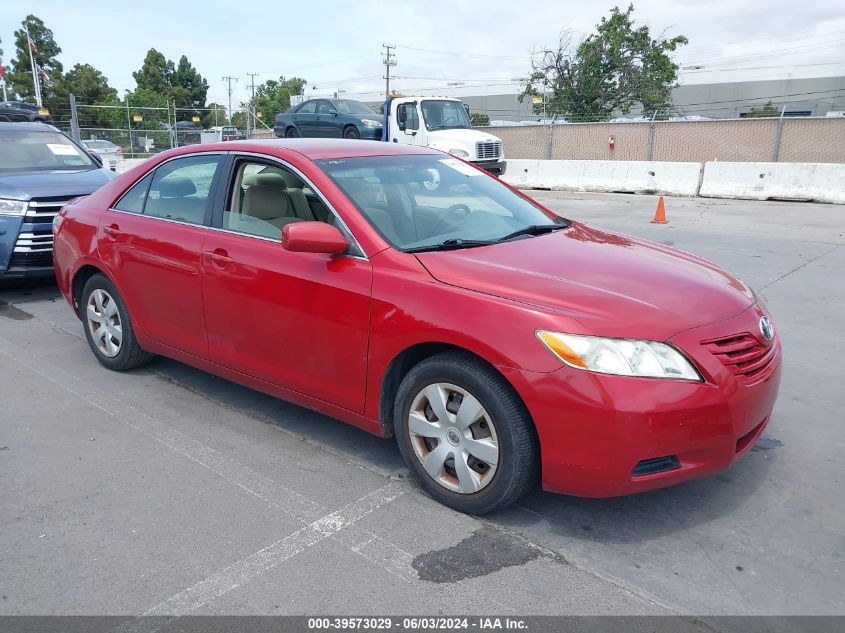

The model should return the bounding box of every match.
[53,140,781,514]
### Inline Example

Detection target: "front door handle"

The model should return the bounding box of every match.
[203,249,234,265]
[103,224,121,237]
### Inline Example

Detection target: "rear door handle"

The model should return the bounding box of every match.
[203,249,234,265]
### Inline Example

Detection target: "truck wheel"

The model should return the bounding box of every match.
[393,350,539,514]
[81,273,154,371]
[343,126,361,139]
[285,127,300,138]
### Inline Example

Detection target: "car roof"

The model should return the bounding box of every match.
[182,138,440,160]
[0,121,58,131]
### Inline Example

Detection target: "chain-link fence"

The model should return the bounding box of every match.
[51,96,274,161]
[478,116,845,163]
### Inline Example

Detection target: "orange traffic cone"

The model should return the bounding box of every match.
[651,196,668,224]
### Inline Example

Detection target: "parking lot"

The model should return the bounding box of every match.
[1,191,843,617]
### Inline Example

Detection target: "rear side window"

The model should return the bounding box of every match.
[144,155,221,225]
[297,101,316,114]
[114,173,153,214]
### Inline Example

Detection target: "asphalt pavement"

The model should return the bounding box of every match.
[1,192,843,618]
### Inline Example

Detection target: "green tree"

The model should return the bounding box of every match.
[201,102,228,128]
[247,76,307,122]
[744,101,780,118]
[7,15,64,110]
[470,112,490,126]
[520,4,687,122]
[64,63,120,127]
[132,48,174,94]
[172,55,208,111]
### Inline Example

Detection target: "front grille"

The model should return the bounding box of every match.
[475,141,502,160]
[8,251,53,268]
[24,196,79,222]
[631,455,681,477]
[702,333,776,382]
[14,231,53,253]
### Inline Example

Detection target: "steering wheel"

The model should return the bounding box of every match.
[430,203,471,235]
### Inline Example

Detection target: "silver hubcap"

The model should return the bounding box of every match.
[86,289,122,358]
[408,382,499,494]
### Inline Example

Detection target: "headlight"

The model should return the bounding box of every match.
[360,119,381,127]
[449,149,470,157]
[0,198,29,216]
[536,330,701,381]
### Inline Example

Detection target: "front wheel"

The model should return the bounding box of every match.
[343,126,361,139]
[81,273,154,371]
[393,351,539,514]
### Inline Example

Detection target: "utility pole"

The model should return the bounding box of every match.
[222,75,237,124]
[382,44,396,98]
[246,72,260,136]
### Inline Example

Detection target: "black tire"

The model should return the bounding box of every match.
[285,126,300,138]
[343,126,361,139]
[80,273,154,371]
[393,350,539,514]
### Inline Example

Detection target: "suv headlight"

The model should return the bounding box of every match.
[0,198,29,216]
[360,118,381,127]
[449,149,470,157]
[536,330,701,381]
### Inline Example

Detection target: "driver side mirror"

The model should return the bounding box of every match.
[87,150,104,168]
[328,108,338,116]
[282,222,348,255]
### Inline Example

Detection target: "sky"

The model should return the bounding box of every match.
[1,0,844,109]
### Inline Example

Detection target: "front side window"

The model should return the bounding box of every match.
[113,173,153,214]
[317,154,565,251]
[421,100,471,131]
[143,155,220,225]
[0,129,96,172]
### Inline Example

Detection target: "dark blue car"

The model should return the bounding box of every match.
[0,122,115,279]
[274,99,383,140]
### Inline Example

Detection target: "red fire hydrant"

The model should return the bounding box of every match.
[608,135,616,151]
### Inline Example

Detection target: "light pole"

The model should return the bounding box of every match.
[125,90,133,158]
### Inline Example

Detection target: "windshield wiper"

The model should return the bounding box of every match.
[405,238,495,253]
[496,223,567,242]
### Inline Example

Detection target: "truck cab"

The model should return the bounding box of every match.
[382,97,506,175]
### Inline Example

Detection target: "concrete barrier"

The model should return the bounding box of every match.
[503,160,702,197]
[700,162,845,204]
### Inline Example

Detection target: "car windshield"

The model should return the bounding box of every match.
[421,100,471,131]
[334,100,377,115]
[317,154,567,251]
[0,129,96,172]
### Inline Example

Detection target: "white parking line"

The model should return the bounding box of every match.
[143,482,404,616]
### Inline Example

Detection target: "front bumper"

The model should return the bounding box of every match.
[474,159,507,176]
[502,304,782,497]
[358,127,384,140]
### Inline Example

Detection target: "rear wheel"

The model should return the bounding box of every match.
[343,126,361,139]
[394,351,539,514]
[81,273,153,371]
[285,126,300,138]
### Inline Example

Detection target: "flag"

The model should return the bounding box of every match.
[0,60,6,80]
[28,36,38,52]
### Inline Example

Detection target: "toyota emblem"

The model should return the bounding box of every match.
[759,316,774,342]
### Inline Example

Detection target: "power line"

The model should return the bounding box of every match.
[246,72,260,132]
[221,75,238,122]
[382,44,397,98]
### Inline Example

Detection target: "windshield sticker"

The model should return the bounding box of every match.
[439,158,482,177]
[46,143,78,156]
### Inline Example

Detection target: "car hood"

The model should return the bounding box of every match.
[414,222,754,341]
[0,168,115,200]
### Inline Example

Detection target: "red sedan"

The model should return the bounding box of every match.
[53,140,781,514]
